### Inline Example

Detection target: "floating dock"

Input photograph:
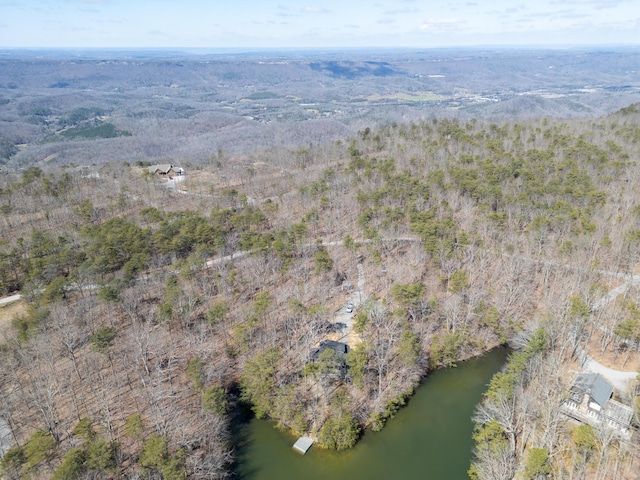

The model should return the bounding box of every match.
[292,436,314,454]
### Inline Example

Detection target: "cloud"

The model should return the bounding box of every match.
[385,7,419,15]
[66,0,110,4]
[553,0,628,8]
[301,6,331,14]
[377,17,396,25]
[419,18,465,31]
[522,8,586,19]
[555,9,589,18]
[68,25,93,32]
[487,5,527,17]
[148,30,165,36]
[522,10,558,17]
[557,0,612,3]
[505,5,526,14]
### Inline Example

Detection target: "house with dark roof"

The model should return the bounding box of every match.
[308,340,351,379]
[310,340,350,363]
[148,164,184,177]
[562,373,634,435]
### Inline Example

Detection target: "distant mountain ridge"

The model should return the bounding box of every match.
[1,47,639,168]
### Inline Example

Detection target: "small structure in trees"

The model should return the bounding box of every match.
[561,373,634,436]
[147,164,184,177]
[306,340,351,380]
[310,340,350,363]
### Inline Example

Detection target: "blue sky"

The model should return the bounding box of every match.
[1,0,639,48]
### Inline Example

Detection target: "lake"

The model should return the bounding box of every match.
[233,347,508,480]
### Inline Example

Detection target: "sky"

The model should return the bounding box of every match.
[1,0,639,49]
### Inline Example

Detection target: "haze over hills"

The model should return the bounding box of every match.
[1,47,639,169]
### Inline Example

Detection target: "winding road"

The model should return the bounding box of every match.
[2,236,639,390]
[333,263,366,346]
[0,294,21,307]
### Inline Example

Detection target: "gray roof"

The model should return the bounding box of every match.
[310,340,350,362]
[148,164,174,174]
[573,373,613,407]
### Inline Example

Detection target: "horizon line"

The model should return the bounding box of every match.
[1,43,639,51]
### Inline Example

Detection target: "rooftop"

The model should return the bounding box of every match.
[571,373,613,406]
[310,340,350,362]
[148,164,175,174]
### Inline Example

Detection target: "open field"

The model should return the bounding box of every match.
[0,298,26,339]
[366,91,447,102]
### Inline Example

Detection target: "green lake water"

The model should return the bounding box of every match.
[233,347,508,480]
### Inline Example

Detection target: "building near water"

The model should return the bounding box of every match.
[561,373,634,436]
[310,340,350,362]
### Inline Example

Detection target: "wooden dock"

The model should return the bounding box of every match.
[292,436,314,454]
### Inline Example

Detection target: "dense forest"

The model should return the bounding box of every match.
[1,103,640,478]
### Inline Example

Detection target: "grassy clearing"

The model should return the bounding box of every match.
[0,299,26,339]
[366,91,447,102]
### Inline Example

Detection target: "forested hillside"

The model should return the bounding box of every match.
[1,104,640,478]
